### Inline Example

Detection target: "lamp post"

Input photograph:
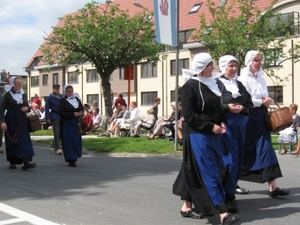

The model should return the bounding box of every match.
[134,1,180,150]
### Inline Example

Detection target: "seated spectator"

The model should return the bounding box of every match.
[119,101,140,128]
[107,103,130,133]
[133,109,156,137]
[91,100,99,112]
[28,102,41,117]
[113,101,140,137]
[148,102,176,139]
[278,103,300,154]
[98,103,127,137]
[177,117,184,145]
[90,108,103,132]
[81,104,93,135]
[39,106,46,120]
[83,103,91,116]
[166,102,184,143]
[292,127,300,156]
[108,103,123,124]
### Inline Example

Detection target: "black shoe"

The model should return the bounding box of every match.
[180,209,203,219]
[69,162,77,167]
[235,185,249,194]
[22,163,36,171]
[222,213,240,225]
[132,134,140,138]
[9,164,16,169]
[268,187,290,198]
[226,200,238,213]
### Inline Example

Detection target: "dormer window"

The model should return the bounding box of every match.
[189,3,203,14]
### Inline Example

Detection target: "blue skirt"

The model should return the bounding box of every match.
[190,133,225,206]
[222,112,248,194]
[5,105,34,164]
[61,116,82,162]
[242,106,278,172]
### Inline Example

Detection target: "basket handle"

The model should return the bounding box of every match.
[274,102,280,109]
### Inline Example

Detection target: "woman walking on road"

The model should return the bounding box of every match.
[173,53,240,225]
[59,84,84,167]
[238,50,289,197]
[0,76,36,170]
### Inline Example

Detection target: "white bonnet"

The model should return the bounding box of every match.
[218,55,237,75]
[4,76,16,92]
[63,84,73,94]
[192,52,213,75]
[245,50,261,66]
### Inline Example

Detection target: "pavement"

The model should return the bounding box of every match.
[0,136,299,225]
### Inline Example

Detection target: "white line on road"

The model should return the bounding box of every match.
[0,203,60,225]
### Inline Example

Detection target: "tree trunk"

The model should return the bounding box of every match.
[101,75,113,117]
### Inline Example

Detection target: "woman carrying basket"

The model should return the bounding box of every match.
[238,50,289,198]
[0,76,36,170]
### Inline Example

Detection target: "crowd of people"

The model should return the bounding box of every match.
[0,78,104,168]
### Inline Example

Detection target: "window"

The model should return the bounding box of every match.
[87,94,99,105]
[53,73,58,85]
[141,63,157,78]
[171,58,189,75]
[87,69,98,82]
[265,12,296,37]
[189,3,203,14]
[141,92,157,105]
[119,68,125,80]
[263,48,283,67]
[268,86,283,103]
[171,90,176,102]
[42,74,48,86]
[31,76,39,87]
[68,71,79,84]
[165,30,192,51]
[171,88,182,102]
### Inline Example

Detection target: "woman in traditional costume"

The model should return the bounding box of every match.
[59,84,84,167]
[216,55,253,212]
[238,50,289,197]
[0,76,36,170]
[173,53,240,225]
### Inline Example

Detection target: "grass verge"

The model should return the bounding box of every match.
[31,130,281,155]
[31,131,182,154]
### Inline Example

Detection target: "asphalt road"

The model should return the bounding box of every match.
[0,142,300,225]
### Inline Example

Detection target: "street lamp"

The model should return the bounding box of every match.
[133,1,153,20]
[133,1,143,8]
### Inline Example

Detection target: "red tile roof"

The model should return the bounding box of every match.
[25,0,285,68]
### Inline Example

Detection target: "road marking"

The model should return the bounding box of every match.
[0,203,60,225]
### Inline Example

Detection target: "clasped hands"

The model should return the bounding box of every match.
[212,122,226,135]
[229,104,243,114]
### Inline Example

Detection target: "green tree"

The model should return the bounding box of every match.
[193,0,300,85]
[41,0,163,116]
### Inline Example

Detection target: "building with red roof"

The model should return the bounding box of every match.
[24,0,300,118]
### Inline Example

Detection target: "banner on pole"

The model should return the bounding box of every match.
[154,0,176,47]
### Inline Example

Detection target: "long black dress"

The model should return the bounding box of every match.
[59,96,83,164]
[0,89,35,165]
[173,78,227,216]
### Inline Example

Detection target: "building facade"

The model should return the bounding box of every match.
[24,0,300,118]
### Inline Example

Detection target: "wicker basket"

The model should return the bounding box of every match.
[265,103,293,132]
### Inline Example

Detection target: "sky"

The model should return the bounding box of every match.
[0,0,105,76]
